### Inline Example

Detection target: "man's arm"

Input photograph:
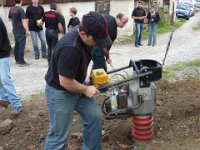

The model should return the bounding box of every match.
[22,19,30,34]
[0,18,5,48]
[104,48,112,64]
[59,75,98,98]
[58,22,64,35]
[8,10,12,21]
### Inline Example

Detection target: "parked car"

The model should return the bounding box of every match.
[176,3,191,20]
[183,2,196,16]
[194,0,200,9]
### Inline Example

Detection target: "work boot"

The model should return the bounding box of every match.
[11,107,23,116]
[18,62,29,67]
[0,100,10,108]
[42,55,47,59]
[35,55,40,59]
[138,43,143,46]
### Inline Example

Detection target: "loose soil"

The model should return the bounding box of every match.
[1,80,200,150]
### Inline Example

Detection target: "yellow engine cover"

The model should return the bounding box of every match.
[92,69,109,88]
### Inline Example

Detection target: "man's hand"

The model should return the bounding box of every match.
[106,58,112,64]
[26,31,30,36]
[138,16,146,20]
[84,86,99,98]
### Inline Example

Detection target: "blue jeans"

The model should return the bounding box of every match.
[92,46,107,72]
[30,30,46,56]
[44,84,102,150]
[148,23,158,46]
[45,29,58,63]
[0,57,22,109]
[13,32,26,63]
[135,22,143,46]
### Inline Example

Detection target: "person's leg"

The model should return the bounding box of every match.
[138,23,143,45]
[92,46,107,72]
[135,23,140,47]
[13,33,19,63]
[44,84,79,150]
[152,23,158,46]
[50,31,58,59]
[37,30,47,57]
[30,31,40,57]
[45,30,51,63]
[17,33,26,64]
[0,57,22,109]
[148,23,153,46]
[76,95,102,150]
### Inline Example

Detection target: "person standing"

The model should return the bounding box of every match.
[92,13,129,72]
[147,5,160,46]
[67,7,80,31]
[56,6,66,39]
[44,11,112,149]
[40,3,64,63]
[0,17,23,115]
[132,1,146,47]
[26,0,47,59]
[8,0,29,66]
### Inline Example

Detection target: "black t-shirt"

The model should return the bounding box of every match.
[8,6,26,33]
[106,15,117,49]
[0,17,11,59]
[67,17,80,28]
[132,7,146,23]
[26,5,44,31]
[42,11,62,30]
[45,27,92,90]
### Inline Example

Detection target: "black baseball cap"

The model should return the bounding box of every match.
[81,11,112,48]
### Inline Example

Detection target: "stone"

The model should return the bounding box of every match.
[0,119,14,135]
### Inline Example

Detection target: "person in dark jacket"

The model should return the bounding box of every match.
[0,17,23,115]
[92,13,129,73]
[132,1,146,47]
[56,6,66,40]
[67,7,80,31]
[147,5,160,46]
[26,0,47,59]
[39,3,64,63]
[44,11,112,150]
[9,0,29,66]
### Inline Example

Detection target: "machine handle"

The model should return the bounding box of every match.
[98,71,152,90]
[107,59,140,75]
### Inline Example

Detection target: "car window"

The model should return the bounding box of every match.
[177,4,190,10]
[183,3,193,8]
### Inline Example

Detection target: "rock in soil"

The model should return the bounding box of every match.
[0,119,14,135]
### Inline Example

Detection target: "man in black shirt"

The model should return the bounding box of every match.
[0,17,23,115]
[92,13,128,73]
[132,1,146,47]
[44,12,111,150]
[8,0,29,66]
[40,3,64,63]
[26,0,47,59]
[67,7,80,31]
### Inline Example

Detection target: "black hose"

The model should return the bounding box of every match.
[102,96,144,120]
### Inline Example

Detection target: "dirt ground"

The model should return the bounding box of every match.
[1,80,200,150]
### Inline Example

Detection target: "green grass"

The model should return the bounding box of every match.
[115,18,186,45]
[163,59,200,81]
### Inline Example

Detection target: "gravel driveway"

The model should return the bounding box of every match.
[9,13,200,99]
